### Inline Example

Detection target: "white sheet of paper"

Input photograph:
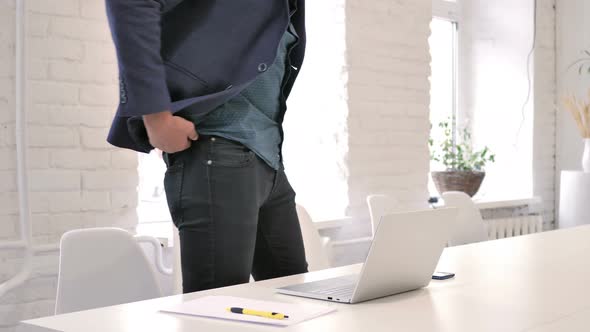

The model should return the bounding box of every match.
[160,295,336,326]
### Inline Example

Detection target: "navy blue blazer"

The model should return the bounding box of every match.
[105,0,306,152]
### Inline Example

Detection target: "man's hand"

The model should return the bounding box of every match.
[143,111,198,153]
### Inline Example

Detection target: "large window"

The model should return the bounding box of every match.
[429,1,460,196]
[137,150,168,223]
[429,18,458,145]
[136,150,175,239]
[429,0,536,200]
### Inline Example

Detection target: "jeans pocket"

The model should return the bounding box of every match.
[206,138,255,168]
[163,161,185,226]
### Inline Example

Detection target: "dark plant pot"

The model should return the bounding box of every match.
[431,171,486,197]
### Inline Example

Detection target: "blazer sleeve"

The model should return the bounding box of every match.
[105,0,171,117]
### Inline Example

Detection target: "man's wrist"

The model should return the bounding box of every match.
[143,111,172,128]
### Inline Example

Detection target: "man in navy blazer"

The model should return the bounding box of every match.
[105,0,309,293]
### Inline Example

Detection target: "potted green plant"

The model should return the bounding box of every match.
[429,120,495,197]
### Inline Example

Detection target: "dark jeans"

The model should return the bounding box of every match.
[163,136,308,293]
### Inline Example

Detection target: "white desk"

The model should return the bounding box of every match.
[19,226,590,332]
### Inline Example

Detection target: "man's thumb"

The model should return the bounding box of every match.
[187,125,199,141]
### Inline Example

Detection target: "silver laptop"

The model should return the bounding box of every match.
[276,208,458,304]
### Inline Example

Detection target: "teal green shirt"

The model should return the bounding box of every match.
[184,27,298,170]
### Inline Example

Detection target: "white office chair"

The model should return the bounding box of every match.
[366,194,401,238]
[441,191,488,246]
[296,204,332,271]
[55,228,166,314]
[172,228,183,294]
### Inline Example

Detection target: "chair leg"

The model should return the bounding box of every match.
[173,228,183,294]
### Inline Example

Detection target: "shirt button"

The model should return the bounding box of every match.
[258,63,268,72]
[207,160,213,165]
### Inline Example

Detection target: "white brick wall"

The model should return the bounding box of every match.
[534,0,557,228]
[0,248,59,331]
[28,0,79,16]
[0,2,18,283]
[345,0,432,231]
[29,37,84,61]
[80,127,113,149]
[0,1,138,329]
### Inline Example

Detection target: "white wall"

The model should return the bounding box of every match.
[533,0,557,228]
[0,0,18,245]
[345,0,432,233]
[556,0,590,225]
[0,0,138,329]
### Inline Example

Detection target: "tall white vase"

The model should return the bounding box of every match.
[583,139,590,173]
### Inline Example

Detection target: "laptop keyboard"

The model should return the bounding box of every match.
[281,274,358,299]
[314,284,355,297]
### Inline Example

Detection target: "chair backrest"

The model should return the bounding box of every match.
[296,205,331,271]
[55,228,163,315]
[172,228,183,294]
[366,194,401,237]
[442,191,488,246]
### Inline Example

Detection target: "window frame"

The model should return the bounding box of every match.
[431,0,461,162]
[428,1,462,197]
[432,0,461,23]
